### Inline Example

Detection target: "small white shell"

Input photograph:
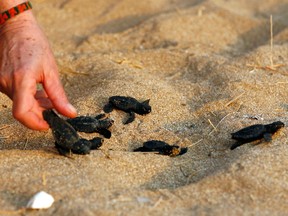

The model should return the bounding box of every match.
[26,191,54,209]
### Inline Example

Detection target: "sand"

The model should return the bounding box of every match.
[0,0,288,215]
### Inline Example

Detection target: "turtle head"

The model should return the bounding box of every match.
[42,109,58,126]
[137,99,151,115]
[273,121,285,129]
[266,121,285,133]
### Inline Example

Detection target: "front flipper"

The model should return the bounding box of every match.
[97,128,112,139]
[134,146,153,152]
[103,103,114,113]
[71,139,92,155]
[230,141,245,150]
[179,147,188,155]
[124,112,135,124]
[95,114,106,120]
[89,137,104,150]
[263,133,272,142]
[55,142,71,156]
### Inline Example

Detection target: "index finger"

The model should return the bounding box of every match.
[43,70,77,118]
[13,79,49,130]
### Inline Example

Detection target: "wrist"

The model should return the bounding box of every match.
[0,9,36,34]
[0,1,33,28]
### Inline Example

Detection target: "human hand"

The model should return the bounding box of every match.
[0,11,77,130]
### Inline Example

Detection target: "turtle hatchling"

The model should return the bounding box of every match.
[134,140,188,157]
[67,114,114,138]
[43,109,103,156]
[103,96,151,124]
[230,121,284,150]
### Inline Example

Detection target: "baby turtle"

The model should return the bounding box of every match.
[43,110,103,156]
[103,96,151,124]
[66,114,114,138]
[230,121,284,150]
[134,140,188,157]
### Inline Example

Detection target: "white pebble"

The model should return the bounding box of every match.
[26,191,54,209]
[136,196,151,204]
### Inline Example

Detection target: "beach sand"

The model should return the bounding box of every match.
[0,0,288,215]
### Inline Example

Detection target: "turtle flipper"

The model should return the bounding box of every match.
[89,137,103,150]
[134,146,151,152]
[95,114,106,120]
[103,103,114,113]
[179,147,188,155]
[124,112,135,124]
[55,142,70,156]
[230,141,245,150]
[97,128,112,139]
[263,133,272,142]
[71,139,91,155]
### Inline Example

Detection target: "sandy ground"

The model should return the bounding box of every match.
[0,0,288,215]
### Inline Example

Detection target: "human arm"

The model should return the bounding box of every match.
[0,1,77,130]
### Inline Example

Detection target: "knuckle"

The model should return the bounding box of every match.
[12,108,24,121]
[12,69,27,82]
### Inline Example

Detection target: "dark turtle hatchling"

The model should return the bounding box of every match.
[43,110,103,156]
[66,114,114,138]
[230,121,284,150]
[55,137,103,155]
[134,140,188,157]
[103,96,151,124]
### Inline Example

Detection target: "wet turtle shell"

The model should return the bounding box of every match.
[66,114,114,138]
[230,121,284,150]
[43,110,103,156]
[43,109,80,150]
[134,140,187,157]
[231,124,266,143]
[103,96,151,124]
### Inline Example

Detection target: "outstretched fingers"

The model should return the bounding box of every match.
[43,69,77,118]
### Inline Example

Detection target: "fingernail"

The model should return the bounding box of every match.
[67,103,77,115]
